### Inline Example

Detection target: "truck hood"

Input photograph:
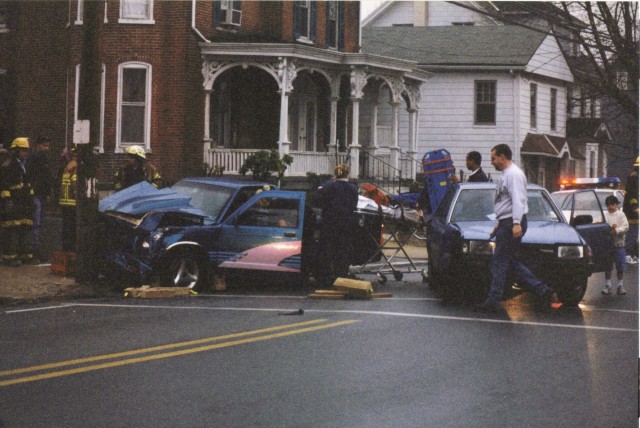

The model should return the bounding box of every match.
[98,182,206,218]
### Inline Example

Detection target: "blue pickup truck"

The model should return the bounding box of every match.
[97,177,382,290]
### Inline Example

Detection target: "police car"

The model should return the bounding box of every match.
[553,177,625,216]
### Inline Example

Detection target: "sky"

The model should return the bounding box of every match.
[360,0,386,21]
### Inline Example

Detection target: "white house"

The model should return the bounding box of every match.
[360,1,577,190]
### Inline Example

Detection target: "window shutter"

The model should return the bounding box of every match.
[293,1,302,39]
[338,1,344,51]
[310,1,317,41]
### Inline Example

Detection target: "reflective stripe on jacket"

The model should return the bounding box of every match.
[59,159,78,207]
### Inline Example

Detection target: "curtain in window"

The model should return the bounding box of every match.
[122,0,150,19]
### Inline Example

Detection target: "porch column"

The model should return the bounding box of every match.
[328,95,339,155]
[349,68,367,179]
[390,101,400,176]
[350,97,362,178]
[203,88,213,152]
[277,58,296,160]
[407,108,417,181]
[370,100,379,155]
[406,83,422,181]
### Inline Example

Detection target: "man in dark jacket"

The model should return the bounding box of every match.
[315,163,358,287]
[450,151,489,183]
[26,136,52,261]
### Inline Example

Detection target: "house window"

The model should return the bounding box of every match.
[530,83,537,129]
[474,80,496,125]
[550,88,557,131]
[294,1,316,42]
[587,144,598,177]
[220,0,241,26]
[117,63,152,150]
[74,64,106,152]
[120,0,153,23]
[617,72,629,91]
[327,1,339,48]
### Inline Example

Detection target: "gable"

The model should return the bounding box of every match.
[526,34,574,83]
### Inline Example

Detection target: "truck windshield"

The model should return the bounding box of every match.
[172,181,235,220]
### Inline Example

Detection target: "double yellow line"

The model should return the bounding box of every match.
[0,318,358,387]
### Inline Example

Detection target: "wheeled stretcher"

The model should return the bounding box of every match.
[350,197,427,283]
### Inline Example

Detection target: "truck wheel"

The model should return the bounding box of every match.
[557,276,588,307]
[162,249,206,291]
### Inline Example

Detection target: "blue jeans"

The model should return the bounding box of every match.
[486,216,551,305]
[605,246,626,278]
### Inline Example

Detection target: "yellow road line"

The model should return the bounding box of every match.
[0,319,358,387]
[0,318,327,377]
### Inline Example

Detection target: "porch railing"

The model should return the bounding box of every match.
[359,151,404,195]
[205,148,349,177]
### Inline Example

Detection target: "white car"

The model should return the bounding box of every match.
[552,188,625,220]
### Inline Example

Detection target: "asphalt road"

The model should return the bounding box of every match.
[0,267,637,427]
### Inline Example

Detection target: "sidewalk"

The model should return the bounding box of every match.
[0,213,100,304]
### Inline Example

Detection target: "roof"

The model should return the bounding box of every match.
[521,132,584,160]
[361,25,548,68]
[567,118,612,141]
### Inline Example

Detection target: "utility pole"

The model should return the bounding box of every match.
[75,0,102,283]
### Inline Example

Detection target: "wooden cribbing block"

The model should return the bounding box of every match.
[124,285,191,298]
[333,277,373,299]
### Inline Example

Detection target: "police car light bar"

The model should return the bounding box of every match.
[558,177,621,189]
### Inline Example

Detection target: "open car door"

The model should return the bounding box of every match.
[567,190,611,273]
[215,190,306,274]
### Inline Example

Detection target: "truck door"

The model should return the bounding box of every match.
[216,191,306,273]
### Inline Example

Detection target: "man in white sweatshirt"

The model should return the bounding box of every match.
[602,195,629,295]
[476,144,558,312]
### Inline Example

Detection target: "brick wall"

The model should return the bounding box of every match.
[3,0,362,187]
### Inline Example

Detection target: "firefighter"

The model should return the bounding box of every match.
[58,146,78,252]
[0,138,36,266]
[113,145,163,191]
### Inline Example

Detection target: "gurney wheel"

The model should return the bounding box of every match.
[377,273,387,284]
[393,271,403,281]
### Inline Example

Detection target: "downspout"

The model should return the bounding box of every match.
[358,3,361,51]
[65,0,72,149]
[511,69,521,166]
[192,0,210,43]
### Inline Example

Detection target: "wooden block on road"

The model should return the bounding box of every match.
[333,277,373,299]
[124,285,191,298]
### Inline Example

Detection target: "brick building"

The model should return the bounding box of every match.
[0,1,428,187]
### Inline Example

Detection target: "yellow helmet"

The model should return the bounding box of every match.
[634,156,639,167]
[10,137,29,150]
[125,145,146,160]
